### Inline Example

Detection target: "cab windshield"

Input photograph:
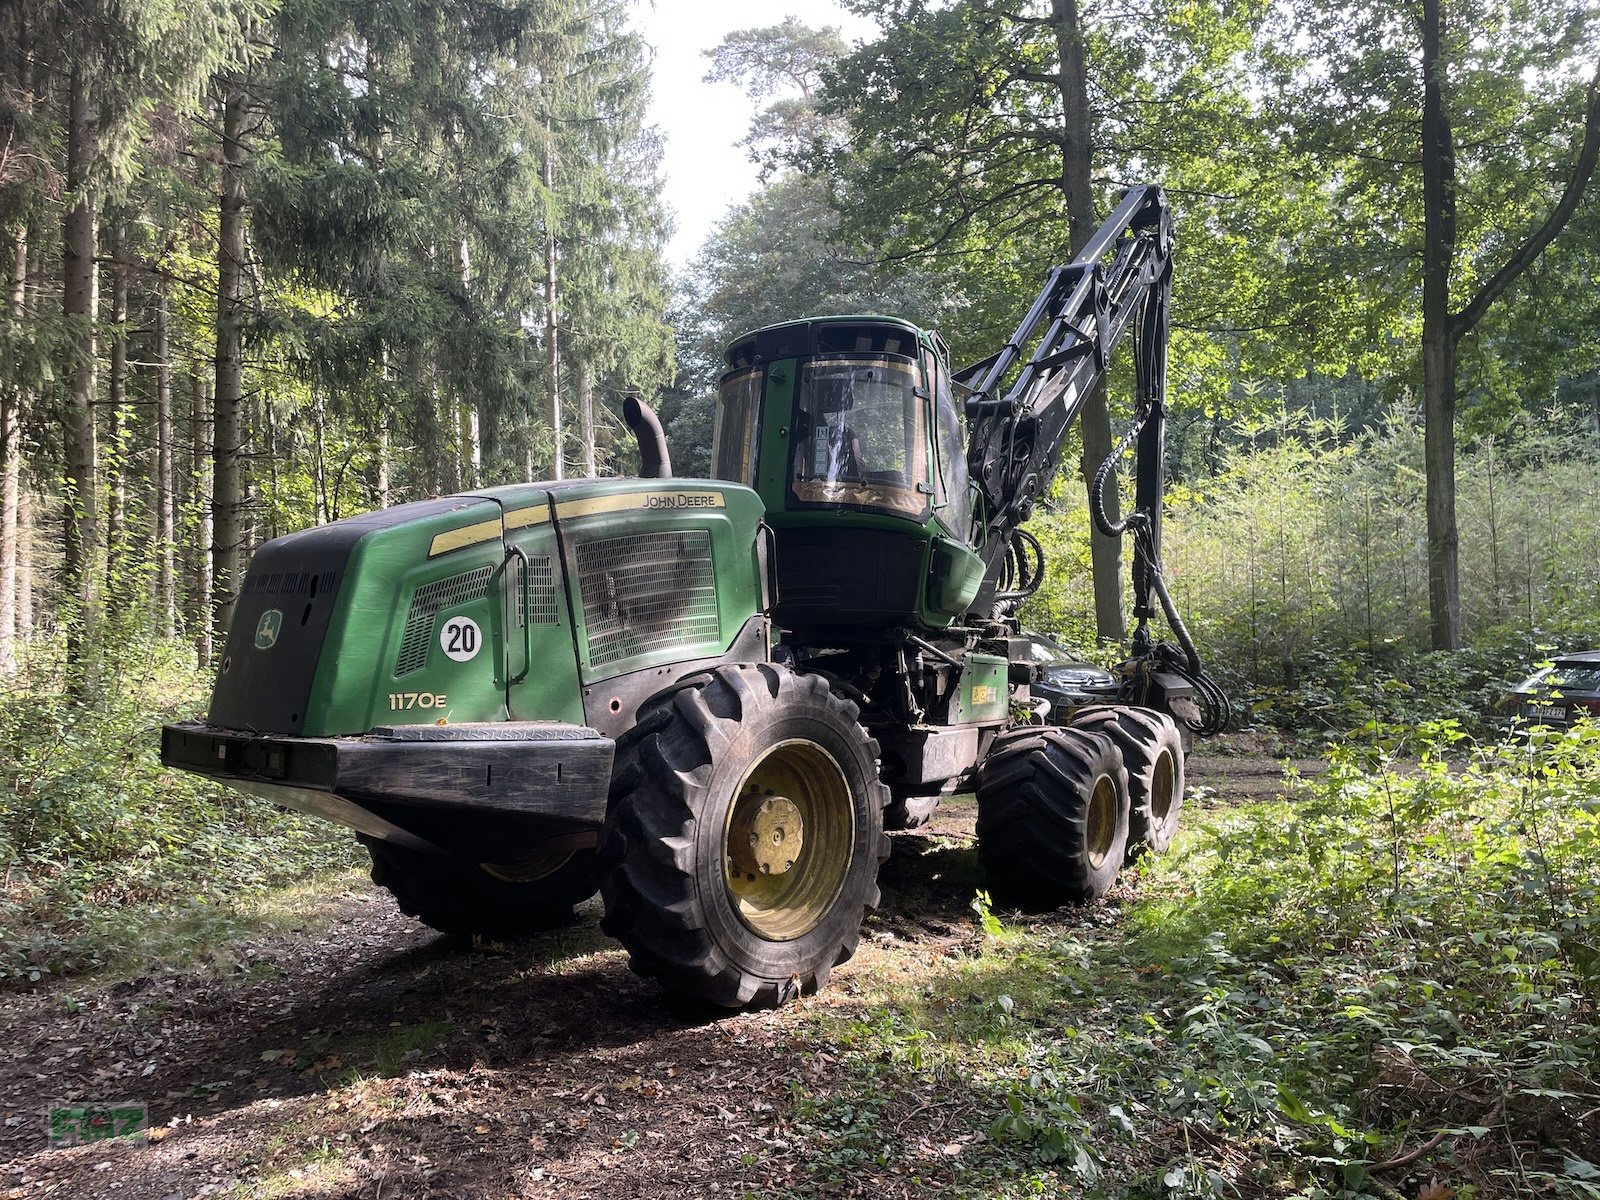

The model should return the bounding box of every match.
[789,356,927,518]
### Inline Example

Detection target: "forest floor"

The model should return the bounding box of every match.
[0,744,1321,1200]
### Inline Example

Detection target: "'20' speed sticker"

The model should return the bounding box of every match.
[440,616,483,662]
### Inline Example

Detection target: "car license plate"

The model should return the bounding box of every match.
[1522,702,1568,723]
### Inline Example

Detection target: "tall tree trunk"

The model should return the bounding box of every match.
[461,403,481,487]
[374,345,391,508]
[311,386,328,524]
[105,230,130,601]
[410,345,443,495]
[375,420,391,507]
[16,490,32,638]
[456,234,482,488]
[153,281,175,636]
[190,371,213,667]
[543,116,563,480]
[1418,37,1599,649]
[213,84,249,647]
[1419,0,1461,650]
[1051,0,1123,643]
[62,58,99,654]
[578,359,596,476]
[0,226,24,673]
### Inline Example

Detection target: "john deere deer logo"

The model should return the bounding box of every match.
[255,609,283,650]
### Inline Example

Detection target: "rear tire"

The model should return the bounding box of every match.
[361,836,598,937]
[884,787,942,831]
[974,726,1129,907]
[1068,706,1185,859]
[599,664,890,1008]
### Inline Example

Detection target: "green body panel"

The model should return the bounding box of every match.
[541,477,766,685]
[301,499,517,735]
[467,485,588,726]
[755,363,796,512]
[953,654,1009,724]
[926,534,986,621]
[294,479,766,737]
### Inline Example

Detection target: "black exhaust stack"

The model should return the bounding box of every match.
[623,394,672,479]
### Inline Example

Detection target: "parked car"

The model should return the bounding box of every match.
[1026,632,1120,720]
[1505,650,1600,730]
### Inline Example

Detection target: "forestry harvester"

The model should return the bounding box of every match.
[162,185,1227,1007]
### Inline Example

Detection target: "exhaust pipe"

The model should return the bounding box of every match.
[623,394,672,479]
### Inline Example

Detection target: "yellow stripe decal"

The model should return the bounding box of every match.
[430,492,713,554]
[555,491,727,520]
[428,518,502,558]
[505,505,551,531]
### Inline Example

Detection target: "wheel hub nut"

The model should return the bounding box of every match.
[729,794,805,876]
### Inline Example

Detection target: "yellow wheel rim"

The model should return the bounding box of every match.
[724,739,855,942]
[481,846,576,883]
[1150,751,1176,823]
[1085,773,1120,869]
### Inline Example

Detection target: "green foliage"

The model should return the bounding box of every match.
[701,16,847,171]
[1268,0,1600,399]
[813,0,1327,405]
[0,636,356,987]
[779,726,1600,1198]
[1025,410,1600,736]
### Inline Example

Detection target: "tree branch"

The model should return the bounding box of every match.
[1451,66,1600,340]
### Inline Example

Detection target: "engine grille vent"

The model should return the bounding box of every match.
[576,531,719,668]
[243,569,338,598]
[527,555,558,624]
[395,565,494,677]
[509,554,559,627]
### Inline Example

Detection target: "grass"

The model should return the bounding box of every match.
[338,1020,457,1080]
[0,635,362,989]
[776,723,1600,1200]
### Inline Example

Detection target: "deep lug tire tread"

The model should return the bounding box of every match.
[973,726,1130,907]
[1068,705,1186,859]
[361,836,597,937]
[884,788,942,831]
[599,664,890,1009]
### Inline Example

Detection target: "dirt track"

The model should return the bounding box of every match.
[0,751,1310,1199]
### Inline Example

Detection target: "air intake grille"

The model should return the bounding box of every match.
[520,555,558,626]
[244,569,338,598]
[395,565,494,677]
[576,531,719,668]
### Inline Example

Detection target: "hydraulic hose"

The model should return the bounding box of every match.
[1090,405,1148,539]
[994,527,1046,608]
[1096,409,1233,734]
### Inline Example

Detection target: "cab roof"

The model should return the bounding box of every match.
[723,315,932,371]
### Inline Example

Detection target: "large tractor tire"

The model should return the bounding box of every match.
[884,787,942,831]
[974,726,1130,907]
[361,835,598,938]
[598,664,890,1008]
[1068,705,1186,860]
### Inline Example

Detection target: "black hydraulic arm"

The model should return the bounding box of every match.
[956,185,1174,620]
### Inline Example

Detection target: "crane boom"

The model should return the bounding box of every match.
[955,184,1174,623]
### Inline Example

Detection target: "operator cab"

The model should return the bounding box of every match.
[712,316,985,633]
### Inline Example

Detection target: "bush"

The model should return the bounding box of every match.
[783,721,1600,1199]
[1121,719,1600,1195]
[0,635,356,987]
[1024,413,1600,744]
